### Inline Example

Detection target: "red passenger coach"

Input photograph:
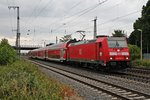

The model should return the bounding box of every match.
[29,40,77,62]
[45,43,68,61]
[45,40,77,61]
[28,49,39,58]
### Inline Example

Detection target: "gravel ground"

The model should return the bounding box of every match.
[34,59,150,96]
[38,66,115,100]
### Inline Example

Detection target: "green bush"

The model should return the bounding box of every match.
[0,60,78,99]
[128,44,140,60]
[132,59,150,68]
[0,39,17,65]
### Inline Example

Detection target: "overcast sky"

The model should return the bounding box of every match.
[0,0,148,46]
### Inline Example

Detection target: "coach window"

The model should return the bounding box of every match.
[99,42,102,48]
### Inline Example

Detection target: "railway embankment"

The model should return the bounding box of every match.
[0,59,83,100]
[132,59,150,69]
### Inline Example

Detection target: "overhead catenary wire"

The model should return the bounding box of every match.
[49,1,98,29]
[60,2,124,31]
[7,0,14,34]
[66,10,140,36]
[65,0,108,24]
[68,1,141,34]
[8,6,17,34]
[23,0,43,28]
[22,0,53,32]
[52,0,108,33]
[63,1,83,18]
[17,0,145,44]
[81,10,140,31]
[49,0,83,28]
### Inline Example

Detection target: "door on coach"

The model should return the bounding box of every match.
[99,42,103,60]
[45,49,48,59]
[60,48,65,60]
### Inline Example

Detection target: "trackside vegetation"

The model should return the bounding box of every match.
[0,60,82,99]
[0,38,17,65]
[0,38,82,99]
[128,44,150,68]
[132,59,150,68]
[128,44,140,60]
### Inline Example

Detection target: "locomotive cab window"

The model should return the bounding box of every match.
[108,37,127,48]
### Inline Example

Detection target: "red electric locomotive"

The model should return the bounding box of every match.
[29,36,130,70]
[68,37,130,70]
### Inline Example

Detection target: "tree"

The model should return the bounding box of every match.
[0,38,17,65]
[0,38,9,46]
[129,0,150,53]
[112,30,126,37]
[128,44,140,60]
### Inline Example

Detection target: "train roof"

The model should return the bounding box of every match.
[70,37,126,46]
[107,37,126,40]
[44,39,78,50]
[29,39,77,52]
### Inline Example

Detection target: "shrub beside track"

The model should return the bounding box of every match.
[0,59,80,99]
[132,59,150,68]
[0,39,17,65]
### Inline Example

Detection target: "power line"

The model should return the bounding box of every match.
[63,1,83,18]
[50,3,101,33]
[64,3,99,19]
[82,10,140,31]
[61,2,123,30]
[94,22,133,32]
[65,0,108,21]
[49,0,83,28]
[52,0,108,33]
[33,0,53,19]
[22,0,53,31]
[7,0,14,34]
[23,0,43,28]
[99,10,140,26]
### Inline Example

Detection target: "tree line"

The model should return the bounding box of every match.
[112,0,150,53]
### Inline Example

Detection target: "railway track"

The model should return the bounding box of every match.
[28,59,150,100]
[125,67,150,75]
[116,67,150,83]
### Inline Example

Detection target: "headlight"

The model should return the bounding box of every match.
[126,57,129,60]
[110,57,113,60]
[109,52,117,56]
[122,52,129,56]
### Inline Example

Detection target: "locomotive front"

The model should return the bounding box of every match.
[106,37,130,69]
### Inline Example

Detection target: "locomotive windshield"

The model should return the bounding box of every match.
[107,37,127,48]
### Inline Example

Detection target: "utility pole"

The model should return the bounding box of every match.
[56,36,58,44]
[8,6,20,55]
[93,16,97,39]
[137,29,142,60]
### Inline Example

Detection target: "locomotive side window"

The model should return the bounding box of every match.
[99,42,102,48]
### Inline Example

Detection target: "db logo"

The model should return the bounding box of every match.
[79,49,82,55]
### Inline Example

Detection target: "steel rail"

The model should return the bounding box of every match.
[28,59,150,100]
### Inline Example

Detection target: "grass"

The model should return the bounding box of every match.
[0,59,81,100]
[132,59,150,68]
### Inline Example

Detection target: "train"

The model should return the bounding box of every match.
[28,36,130,70]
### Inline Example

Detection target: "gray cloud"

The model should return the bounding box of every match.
[0,0,148,46]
